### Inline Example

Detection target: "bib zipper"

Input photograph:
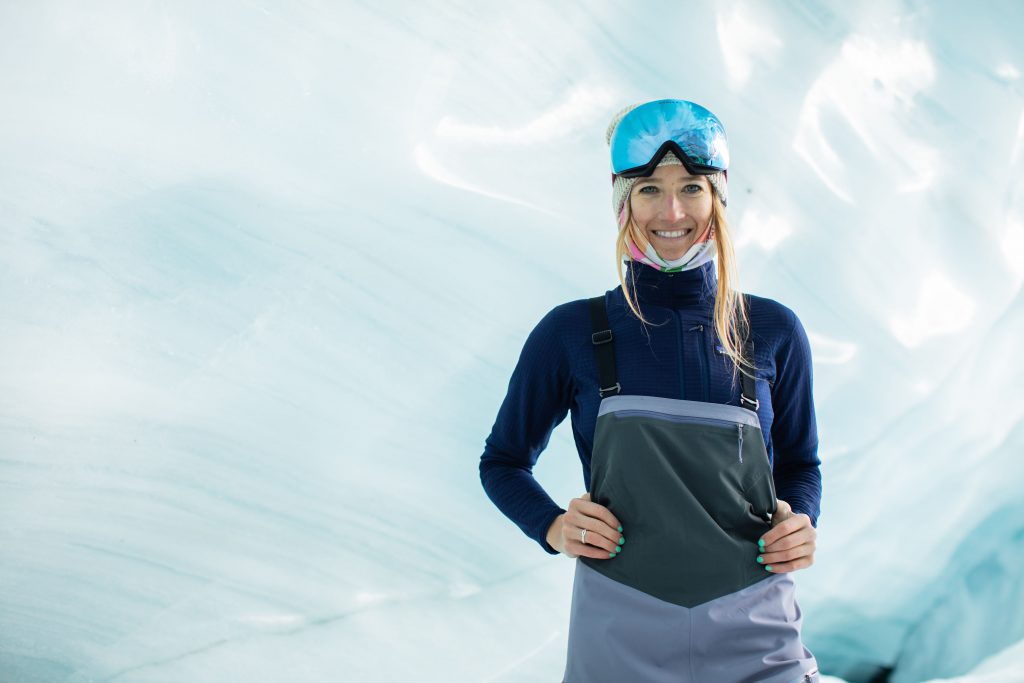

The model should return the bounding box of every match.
[737,424,744,463]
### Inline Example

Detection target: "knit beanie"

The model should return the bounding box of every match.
[606,103,729,227]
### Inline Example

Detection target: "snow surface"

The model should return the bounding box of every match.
[1,1,1022,681]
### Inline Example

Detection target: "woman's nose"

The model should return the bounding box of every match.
[661,193,687,221]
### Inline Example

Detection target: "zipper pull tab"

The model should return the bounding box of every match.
[688,323,704,332]
[737,424,744,463]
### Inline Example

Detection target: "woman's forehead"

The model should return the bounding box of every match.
[640,168,708,183]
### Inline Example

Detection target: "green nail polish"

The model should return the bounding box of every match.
[609,551,616,558]
[756,556,764,563]
[758,538,765,546]
[619,537,625,544]
[618,526,623,532]
[765,565,773,571]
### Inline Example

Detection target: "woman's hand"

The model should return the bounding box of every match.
[547,492,625,559]
[757,498,817,573]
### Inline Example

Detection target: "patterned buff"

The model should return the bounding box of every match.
[618,150,718,273]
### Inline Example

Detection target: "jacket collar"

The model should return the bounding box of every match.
[622,258,718,309]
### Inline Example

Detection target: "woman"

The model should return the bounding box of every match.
[479,99,822,682]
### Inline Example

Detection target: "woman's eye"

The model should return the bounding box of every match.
[634,184,700,194]
[638,184,702,195]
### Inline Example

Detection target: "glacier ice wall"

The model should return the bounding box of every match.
[1,1,1022,682]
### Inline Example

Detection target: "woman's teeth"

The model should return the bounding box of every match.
[654,229,691,238]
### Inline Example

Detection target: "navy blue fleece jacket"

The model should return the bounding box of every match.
[479,258,822,555]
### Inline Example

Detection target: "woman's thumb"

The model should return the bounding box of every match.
[582,492,591,500]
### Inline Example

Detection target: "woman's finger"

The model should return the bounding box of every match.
[569,495,623,540]
[761,556,815,573]
[765,516,819,552]
[564,525,620,559]
[568,509,623,552]
[567,516,621,555]
[759,547,816,574]
[757,541,816,566]
[761,525,816,554]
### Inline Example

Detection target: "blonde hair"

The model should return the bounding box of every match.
[614,188,758,389]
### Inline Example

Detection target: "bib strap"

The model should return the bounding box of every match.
[737,294,759,412]
[588,296,621,398]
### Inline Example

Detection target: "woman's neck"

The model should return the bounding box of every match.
[623,258,718,309]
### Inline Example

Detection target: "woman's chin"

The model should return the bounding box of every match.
[653,243,695,261]
[649,234,696,254]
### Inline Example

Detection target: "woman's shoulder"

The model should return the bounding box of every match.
[521,295,616,361]
[530,297,595,338]
[741,292,804,348]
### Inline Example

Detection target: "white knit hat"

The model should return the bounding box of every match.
[606,103,729,224]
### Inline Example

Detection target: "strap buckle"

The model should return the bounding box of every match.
[598,382,621,397]
[740,393,759,410]
[591,330,613,345]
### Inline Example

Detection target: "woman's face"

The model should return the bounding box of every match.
[628,164,714,262]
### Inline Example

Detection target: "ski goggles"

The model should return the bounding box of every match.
[610,99,729,178]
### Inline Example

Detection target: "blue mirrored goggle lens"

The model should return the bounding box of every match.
[610,99,729,177]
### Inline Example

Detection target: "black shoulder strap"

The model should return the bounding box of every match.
[588,296,621,398]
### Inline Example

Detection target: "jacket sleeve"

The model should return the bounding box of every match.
[479,305,574,555]
[770,309,823,528]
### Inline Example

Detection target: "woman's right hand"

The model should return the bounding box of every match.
[547,492,624,559]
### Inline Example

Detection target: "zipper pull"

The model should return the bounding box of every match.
[737,424,744,463]
[688,324,704,332]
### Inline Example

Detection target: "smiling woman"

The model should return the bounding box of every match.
[479,98,822,683]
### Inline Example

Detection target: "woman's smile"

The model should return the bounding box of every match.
[652,228,694,239]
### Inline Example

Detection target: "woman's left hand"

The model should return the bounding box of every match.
[756,499,817,573]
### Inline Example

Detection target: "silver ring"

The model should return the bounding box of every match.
[580,528,588,544]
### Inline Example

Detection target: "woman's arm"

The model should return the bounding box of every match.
[769,308,822,528]
[757,307,822,573]
[479,304,575,555]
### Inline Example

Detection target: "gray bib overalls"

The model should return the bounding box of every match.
[562,296,820,683]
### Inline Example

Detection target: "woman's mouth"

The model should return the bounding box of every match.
[653,229,692,239]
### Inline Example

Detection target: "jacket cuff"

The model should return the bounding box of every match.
[538,508,566,555]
